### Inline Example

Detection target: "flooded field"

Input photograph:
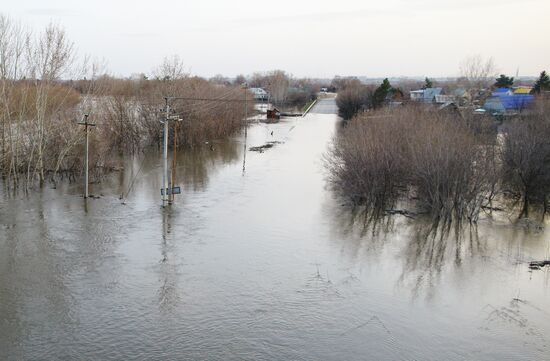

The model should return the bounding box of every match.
[1,99,549,360]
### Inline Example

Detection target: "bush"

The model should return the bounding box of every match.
[335,80,372,120]
[501,101,550,217]
[326,107,498,225]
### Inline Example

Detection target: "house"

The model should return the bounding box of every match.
[452,88,471,105]
[483,88,535,115]
[435,94,456,104]
[492,88,514,96]
[409,87,443,103]
[410,90,424,102]
[250,87,269,101]
[513,86,533,94]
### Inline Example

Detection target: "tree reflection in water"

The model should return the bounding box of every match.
[329,203,497,299]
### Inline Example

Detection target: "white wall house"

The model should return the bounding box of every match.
[250,88,269,101]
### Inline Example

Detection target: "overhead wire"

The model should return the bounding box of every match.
[76,88,251,202]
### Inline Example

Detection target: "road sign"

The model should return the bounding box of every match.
[160,186,181,196]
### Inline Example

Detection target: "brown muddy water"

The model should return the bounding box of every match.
[1,99,549,360]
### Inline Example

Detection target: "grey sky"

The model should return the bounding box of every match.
[3,0,549,78]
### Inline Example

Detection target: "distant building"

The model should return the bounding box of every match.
[410,90,424,102]
[435,94,456,104]
[452,88,471,105]
[250,87,269,101]
[513,86,533,94]
[483,87,534,114]
[409,87,443,103]
[492,88,514,96]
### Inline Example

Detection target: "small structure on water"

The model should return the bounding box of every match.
[266,106,281,122]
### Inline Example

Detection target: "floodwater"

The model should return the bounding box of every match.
[1,99,549,360]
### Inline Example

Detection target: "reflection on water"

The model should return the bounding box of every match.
[158,207,181,312]
[1,99,549,360]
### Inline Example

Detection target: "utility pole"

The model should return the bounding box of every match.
[162,98,169,207]
[170,121,178,204]
[78,114,95,198]
[244,83,248,136]
[161,97,182,207]
[242,83,248,174]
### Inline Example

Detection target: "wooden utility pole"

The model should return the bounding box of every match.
[78,114,95,198]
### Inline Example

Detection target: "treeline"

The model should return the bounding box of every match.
[335,78,404,120]
[247,70,319,109]
[210,70,320,110]
[326,101,550,226]
[0,16,251,189]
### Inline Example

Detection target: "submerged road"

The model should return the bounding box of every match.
[310,97,338,114]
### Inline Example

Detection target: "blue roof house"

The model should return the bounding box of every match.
[484,88,534,114]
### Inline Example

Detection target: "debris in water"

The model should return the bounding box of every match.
[529,260,550,270]
[249,141,284,153]
[385,209,416,219]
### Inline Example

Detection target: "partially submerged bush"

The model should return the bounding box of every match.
[326,108,498,225]
[501,100,550,217]
[335,79,373,120]
[326,113,407,214]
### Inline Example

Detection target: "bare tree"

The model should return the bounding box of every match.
[265,70,290,106]
[0,17,251,190]
[153,54,188,81]
[501,100,550,218]
[459,55,497,90]
[27,23,76,186]
[0,15,28,183]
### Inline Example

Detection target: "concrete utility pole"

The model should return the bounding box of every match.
[242,83,248,174]
[244,83,248,136]
[161,97,182,207]
[170,121,178,204]
[162,99,170,207]
[78,114,95,198]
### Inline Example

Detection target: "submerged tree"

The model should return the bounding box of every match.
[502,103,550,218]
[326,107,498,226]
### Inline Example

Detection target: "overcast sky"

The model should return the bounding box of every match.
[3,0,549,78]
